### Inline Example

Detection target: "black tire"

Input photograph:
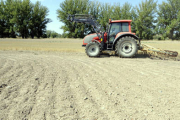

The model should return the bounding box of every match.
[85,42,101,57]
[115,36,137,58]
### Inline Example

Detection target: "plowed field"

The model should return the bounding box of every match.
[0,39,180,120]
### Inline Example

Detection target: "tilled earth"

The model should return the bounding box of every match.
[0,51,180,120]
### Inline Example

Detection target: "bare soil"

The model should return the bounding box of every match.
[0,39,180,120]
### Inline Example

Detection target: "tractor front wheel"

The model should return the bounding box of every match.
[86,42,101,57]
[115,36,137,58]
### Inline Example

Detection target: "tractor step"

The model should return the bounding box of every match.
[107,44,113,50]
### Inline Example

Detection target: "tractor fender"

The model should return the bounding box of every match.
[113,33,139,48]
[92,39,101,45]
[82,38,101,47]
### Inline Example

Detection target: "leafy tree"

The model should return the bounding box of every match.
[0,0,16,38]
[11,0,33,38]
[111,3,134,19]
[29,1,51,39]
[89,1,100,19]
[156,0,180,40]
[135,0,157,40]
[86,1,101,34]
[0,0,50,38]
[112,2,137,32]
[0,0,5,38]
[111,3,121,20]
[50,31,59,38]
[57,0,141,38]
[57,0,90,38]
[4,0,16,37]
[98,3,113,31]
[46,30,52,38]
[46,30,61,38]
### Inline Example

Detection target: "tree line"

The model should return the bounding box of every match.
[46,30,62,38]
[1,0,180,40]
[0,0,51,38]
[57,0,180,40]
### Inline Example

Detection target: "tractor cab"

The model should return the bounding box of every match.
[107,19,133,44]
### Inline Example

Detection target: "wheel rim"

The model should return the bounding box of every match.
[121,42,132,54]
[88,44,99,56]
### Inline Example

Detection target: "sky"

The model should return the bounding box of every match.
[31,0,167,34]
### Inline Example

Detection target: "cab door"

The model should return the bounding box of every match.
[108,23,121,43]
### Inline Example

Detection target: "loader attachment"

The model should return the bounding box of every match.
[67,14,103,40]
[140,44,178,60]
[67,14,106,50]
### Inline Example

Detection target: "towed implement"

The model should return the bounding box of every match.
[67,14,178,59]
[140,44,178,60]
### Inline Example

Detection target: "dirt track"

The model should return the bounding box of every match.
[0,50,180,120]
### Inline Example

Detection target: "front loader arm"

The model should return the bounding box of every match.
[67,14,102,40]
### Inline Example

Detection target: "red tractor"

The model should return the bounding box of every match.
[67,14,141,57]
[67,14,178,59]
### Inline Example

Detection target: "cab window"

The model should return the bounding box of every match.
[109,23,121,35]
[122,23,129,32]
[109,22,129,34]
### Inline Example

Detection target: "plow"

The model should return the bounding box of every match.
[140,44,178,60]
[67,14,179,60]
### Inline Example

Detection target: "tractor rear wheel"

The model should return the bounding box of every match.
[115,36,137,58]
[86,42,101,57]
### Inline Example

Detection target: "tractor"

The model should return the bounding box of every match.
[67,14,178,59]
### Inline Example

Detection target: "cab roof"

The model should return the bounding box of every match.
[109,20,132,23]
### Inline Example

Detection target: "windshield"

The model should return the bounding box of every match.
[109,23,121,35]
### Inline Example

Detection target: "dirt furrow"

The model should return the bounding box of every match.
[55,56,145,119]
[1,51,180,120]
